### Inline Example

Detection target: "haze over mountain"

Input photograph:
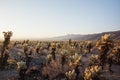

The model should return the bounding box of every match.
[40,30,120,41]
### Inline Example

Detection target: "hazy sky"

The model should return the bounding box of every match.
[0,0,120,39]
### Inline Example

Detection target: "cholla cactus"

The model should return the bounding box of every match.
[51,43,56,48]
[7,59,17,64]
[3,31,13,39]
[74,54,82,63]
[83,49,88,56]
[112,47,120,64]
[61,49,70,55]
[0,31,13,69]
[17,61,27,80]
[23,43,28,53]
[47,54,52,64]
[17,61,27,71]
[65,69,77,80]
[69,39,72,45]
[112,47,120,55]
[17,51,25,60]
[86,41,92,53]
[69,55,82,67]
[2,31,13,50]
[101,34,112,42]
[7,59,17,69]
[89,54,99,66]
[69,53,82,63]
[84,65,102,80]
[47,54,52,59]
[97,34,113,51]
[96,34,114,69]
[72,53,79,60]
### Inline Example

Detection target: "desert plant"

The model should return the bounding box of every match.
[17,61,27,80]
[42,60,70,80]
[112,47,120,64]
[89,54,99,66]
[84,65,102,80]
[69,53,82,64]
[69,39,72,45]
[65,69,77,80]
[96,34,114,69]
[86,41,93,53]
[0,31,13,69]
[46,54,52,64]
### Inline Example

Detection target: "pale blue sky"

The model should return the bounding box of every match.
[0,0,120,39]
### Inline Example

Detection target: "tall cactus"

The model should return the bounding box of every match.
[96,34,114,69]
[69,39,72,45]
[0,31,13,69]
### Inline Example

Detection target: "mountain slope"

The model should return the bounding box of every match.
[47,30,120,41]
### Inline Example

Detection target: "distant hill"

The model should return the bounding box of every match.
[44,30,120,41]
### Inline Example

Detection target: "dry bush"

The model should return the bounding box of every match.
[42,60,70,80]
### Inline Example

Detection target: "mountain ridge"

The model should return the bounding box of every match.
[43,30,120,41]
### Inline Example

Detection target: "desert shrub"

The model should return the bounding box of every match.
[84,65,102,80]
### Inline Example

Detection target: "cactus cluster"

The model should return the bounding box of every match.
[89,54,99,66]
[84,65,102,80]
[97,34,113,52]
[0,32,120,80]
[65,69,77,80]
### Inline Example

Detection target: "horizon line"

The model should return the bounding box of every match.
[0,29,119,41]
